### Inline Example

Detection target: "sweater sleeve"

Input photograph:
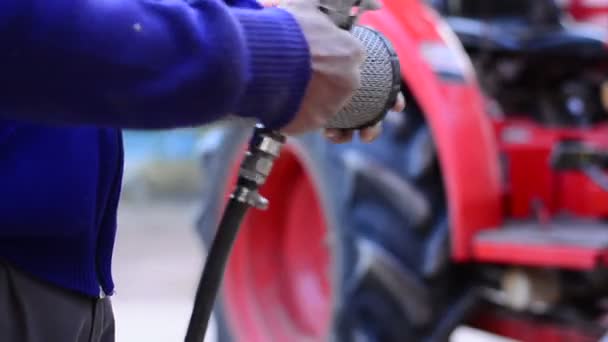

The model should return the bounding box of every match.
[0,0,310,129]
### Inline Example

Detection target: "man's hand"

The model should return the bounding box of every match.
[278,0,364,136]
[276,0,404,144]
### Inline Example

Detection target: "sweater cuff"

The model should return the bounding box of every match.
[231,7,311,129]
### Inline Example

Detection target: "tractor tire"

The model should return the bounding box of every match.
[330,103,479,342]
[195,103,478,342]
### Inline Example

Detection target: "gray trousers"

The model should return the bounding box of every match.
[0,260,114,342]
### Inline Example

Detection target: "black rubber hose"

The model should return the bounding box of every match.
[185,198,251,342]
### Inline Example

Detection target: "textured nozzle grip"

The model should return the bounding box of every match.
[325,25,401,130]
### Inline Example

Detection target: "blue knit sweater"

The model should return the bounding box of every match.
[0,0,310,297]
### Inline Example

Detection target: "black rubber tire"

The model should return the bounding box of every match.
[329,99,479,342]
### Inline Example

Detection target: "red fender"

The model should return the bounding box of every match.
[567,0,608,25]
[359,0,503,261]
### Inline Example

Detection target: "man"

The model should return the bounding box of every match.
[0,0,403,341]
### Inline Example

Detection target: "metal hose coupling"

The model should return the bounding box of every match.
[231,124,286,210]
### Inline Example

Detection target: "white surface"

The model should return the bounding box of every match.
[112,200,207,342]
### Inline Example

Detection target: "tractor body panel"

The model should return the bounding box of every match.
[473,220,608,269]
[360,0,503,261]
[494,119,608,219]
[431,0,608,271]
[470,119,608,269]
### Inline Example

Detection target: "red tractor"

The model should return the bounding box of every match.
[196,0,608,341]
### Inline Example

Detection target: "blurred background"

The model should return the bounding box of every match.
[109,1,608,342]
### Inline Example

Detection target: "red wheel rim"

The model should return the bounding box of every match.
[223,146,333,341]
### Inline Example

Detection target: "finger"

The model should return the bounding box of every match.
[392,92,406,112]
[359,122,382,142]
[324,129,354,144]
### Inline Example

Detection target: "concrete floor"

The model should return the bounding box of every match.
[110,200,515,342]
[111,200,209,342]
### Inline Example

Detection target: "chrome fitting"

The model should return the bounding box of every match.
[231,186,269,210]
[238,125,286,187]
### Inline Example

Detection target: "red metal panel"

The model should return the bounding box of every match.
[494,118,608,220]
[473,219,608,269]
[493,119,559,218]
[560,172,608,218]
[360,0,504,262]
[567,0,608,25]
[473,240,605,270]
[471,309,603,342]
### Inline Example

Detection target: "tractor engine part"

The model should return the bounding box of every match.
[551,140,608,171]
[437,0,608,127]
[500,268,561,313]
[474,57,608,127]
